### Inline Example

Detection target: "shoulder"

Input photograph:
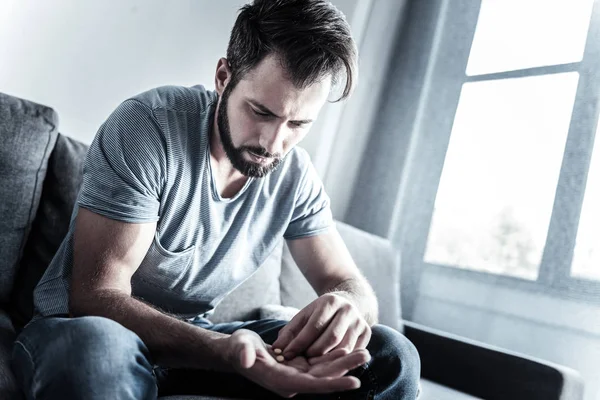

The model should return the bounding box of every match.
[128,84,218,114]
[265,146,324,194]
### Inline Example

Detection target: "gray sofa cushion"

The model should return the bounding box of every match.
[208,241,283,324]
[10,134,88,328]
[0,93,59,304]
[258,304,300,321]
[280,221,403,332]
[0,308,21,399]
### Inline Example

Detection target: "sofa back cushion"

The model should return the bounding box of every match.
[0,93,59,304]
[280,221,403,332]
[10,134,88,328]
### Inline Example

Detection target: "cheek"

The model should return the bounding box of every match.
[229,112,256,142]
[282,130,308,152]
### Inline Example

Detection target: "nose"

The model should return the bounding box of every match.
[259,122,287,157]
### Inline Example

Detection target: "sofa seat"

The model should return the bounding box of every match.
[157,379,481,400]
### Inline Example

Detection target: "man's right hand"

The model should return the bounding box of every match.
[226,329,369,398]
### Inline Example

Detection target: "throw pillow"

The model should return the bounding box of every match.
[10,134,88,328]
[0,93,59,304]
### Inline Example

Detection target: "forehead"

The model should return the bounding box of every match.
[233,54,331,118]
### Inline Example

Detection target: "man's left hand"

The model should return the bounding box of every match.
[272,293,372,360]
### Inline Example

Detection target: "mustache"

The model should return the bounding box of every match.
[244,146,280,159]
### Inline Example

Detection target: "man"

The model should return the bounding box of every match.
[12,0,420,398]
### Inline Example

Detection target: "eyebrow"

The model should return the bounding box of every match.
[248,100,313,124]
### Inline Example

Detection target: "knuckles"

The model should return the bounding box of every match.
[322,293,341,307]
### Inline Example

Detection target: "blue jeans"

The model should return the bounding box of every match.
[11,315,420,399]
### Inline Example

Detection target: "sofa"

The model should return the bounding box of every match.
[0,91,585,400]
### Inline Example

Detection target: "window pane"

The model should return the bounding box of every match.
[572,117,600,280]
[424,73,579,280]
[466,0,594,76]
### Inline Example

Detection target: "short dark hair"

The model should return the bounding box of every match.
[226,0,358,102]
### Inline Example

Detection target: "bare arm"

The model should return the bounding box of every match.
[287,227,378,326]
[272,227,379,359]
[69,208,232,371]
[70,208,369,396]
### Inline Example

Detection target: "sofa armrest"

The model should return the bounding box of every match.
[403,321,584,400]
[334,221,402,332]
[280,220,403,331]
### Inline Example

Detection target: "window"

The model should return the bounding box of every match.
[572,117,600,280]
[465,0,593,75]
[425,74,579,280]
[410,0,600,297]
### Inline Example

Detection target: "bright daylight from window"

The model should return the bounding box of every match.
[466,0,594,76]
[424,74,579,279]
[424,0,595,280]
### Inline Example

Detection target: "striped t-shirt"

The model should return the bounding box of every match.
[33,85,333,319]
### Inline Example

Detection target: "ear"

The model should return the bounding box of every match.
[215,57,232,96]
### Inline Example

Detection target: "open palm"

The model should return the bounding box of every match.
[229,329,369,398]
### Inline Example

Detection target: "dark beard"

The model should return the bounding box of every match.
[216,84,282,178]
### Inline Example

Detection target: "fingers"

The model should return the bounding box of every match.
[333,322,370,354]
[307,348,349,366]
[308,376,362,394]
[309,349,371,379]
[244,347,364,397]
[272,310,309,351]
[305,309,352,357]
[354,326,372,351]
[281,305,337,359]
[253,351,361,396]
[284,373,362,395]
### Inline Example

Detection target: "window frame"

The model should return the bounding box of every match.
[400,0,600,304]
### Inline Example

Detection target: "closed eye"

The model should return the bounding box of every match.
[252,108,271,117]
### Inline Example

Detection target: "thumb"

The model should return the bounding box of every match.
[237,340,257,369]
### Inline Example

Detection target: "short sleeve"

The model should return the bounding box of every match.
[78,99,167,223]
[284,161,334,240]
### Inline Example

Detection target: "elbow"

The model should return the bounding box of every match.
[68,290,92,317]
[69,286,108,317]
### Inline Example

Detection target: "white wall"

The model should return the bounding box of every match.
[0,0,243,142]
[0,0,363,148]
[0,0,405,220]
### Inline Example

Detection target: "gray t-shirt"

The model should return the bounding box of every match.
[33,85,333,319]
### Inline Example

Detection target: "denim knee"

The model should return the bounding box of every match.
[367,325,421,399]
[12,316,156,400]
[38,316,151,369]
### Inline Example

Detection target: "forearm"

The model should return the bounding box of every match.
[70,289,234,371]
[326,278,379,326]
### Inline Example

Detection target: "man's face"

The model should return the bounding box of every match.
[216,55,331,178]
